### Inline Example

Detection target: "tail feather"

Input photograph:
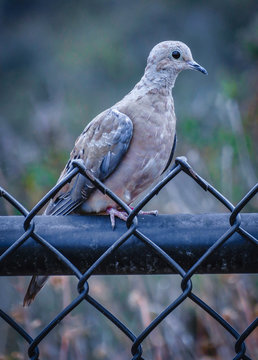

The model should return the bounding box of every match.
[23,275,49,306]
[23,192,84,305]
[49,198,83,216]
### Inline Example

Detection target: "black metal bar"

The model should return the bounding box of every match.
[0,214,257,276]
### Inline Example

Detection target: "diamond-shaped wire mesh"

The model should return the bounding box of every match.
[0,157,257,359]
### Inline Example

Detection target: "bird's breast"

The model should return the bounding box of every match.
[81,96,176,213]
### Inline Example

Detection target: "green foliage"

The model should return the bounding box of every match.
[221,78,239,99]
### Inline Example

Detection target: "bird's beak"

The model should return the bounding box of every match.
[187,61,208,75]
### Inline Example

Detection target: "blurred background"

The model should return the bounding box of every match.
[0,0,257,359]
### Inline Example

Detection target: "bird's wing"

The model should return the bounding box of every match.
[45,109,133,215]
[162,133,177,174]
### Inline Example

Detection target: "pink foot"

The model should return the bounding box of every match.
[106,207,128,230]
[130,206,158,216]
[135,209,158,216]
[106,207,158,229]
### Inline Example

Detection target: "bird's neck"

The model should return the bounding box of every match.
[136,65,178,96]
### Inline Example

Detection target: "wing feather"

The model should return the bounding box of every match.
[45,109,133,215]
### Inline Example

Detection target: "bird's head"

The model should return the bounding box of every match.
[145,41,207,87]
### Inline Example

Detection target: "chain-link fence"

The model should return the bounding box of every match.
[0,157,257,360]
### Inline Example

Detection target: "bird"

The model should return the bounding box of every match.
[23,40,207,306]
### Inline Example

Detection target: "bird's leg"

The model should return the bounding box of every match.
[106,207,128,230]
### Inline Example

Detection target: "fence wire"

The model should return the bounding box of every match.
[0,156,257,360]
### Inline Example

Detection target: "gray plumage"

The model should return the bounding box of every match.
[23,40,207,306]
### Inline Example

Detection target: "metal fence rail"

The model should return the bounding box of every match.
[0,157,257,360]
[1,214,258,276]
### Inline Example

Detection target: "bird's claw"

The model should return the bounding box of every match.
[106,207,128,230]
[137,209,158,216]
[106,207,158,229]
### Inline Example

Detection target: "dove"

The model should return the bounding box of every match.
[23,40,207,306]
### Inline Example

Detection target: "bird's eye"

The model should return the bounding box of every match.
[172,51,180,59]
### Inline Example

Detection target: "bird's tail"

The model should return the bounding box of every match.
[23,275,49,306]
